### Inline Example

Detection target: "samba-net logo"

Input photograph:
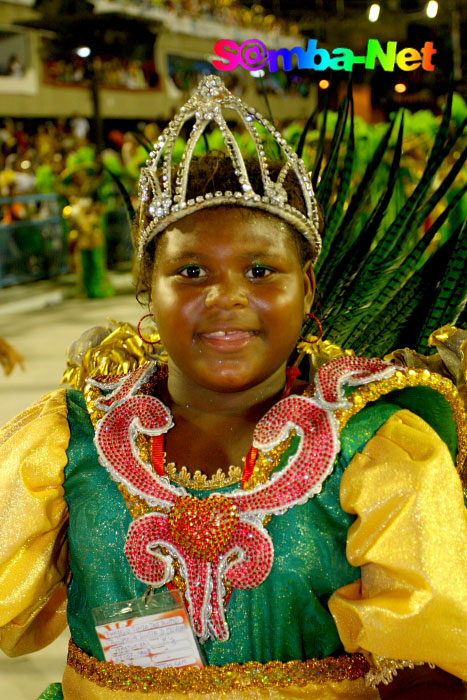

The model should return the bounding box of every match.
[213,39,436,73]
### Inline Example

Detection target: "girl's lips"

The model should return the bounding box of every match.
[199,330,258,351]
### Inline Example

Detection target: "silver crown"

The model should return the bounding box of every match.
[136,75,321,262]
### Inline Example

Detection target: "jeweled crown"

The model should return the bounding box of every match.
[136,75,321,262]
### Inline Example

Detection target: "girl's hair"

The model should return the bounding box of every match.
[136,153,323,300]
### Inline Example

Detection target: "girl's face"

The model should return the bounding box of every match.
[150,208,313,394]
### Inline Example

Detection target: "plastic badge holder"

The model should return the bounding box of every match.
[92,589,204,669]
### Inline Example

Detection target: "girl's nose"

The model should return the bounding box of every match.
[204,274,249,309]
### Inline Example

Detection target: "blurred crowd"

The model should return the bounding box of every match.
[0,115,158,297]
[43,56,158,91]
[104,0,301,36]
[0,116,159,213]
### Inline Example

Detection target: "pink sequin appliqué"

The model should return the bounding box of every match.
[93,357,395,641]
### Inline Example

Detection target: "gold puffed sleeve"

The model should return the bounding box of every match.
[329,409,467,682]
[0,389,70,656]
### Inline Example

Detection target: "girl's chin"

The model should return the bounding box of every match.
[199,376,263,393]
[194,367,280,394]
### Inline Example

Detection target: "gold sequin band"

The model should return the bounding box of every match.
[334,368,467,482]
[67,640,369,693]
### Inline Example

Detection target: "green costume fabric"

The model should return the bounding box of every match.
[63,382,458,667]
[37,683,63,700]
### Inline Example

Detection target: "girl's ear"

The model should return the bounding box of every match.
[303,261,315,314]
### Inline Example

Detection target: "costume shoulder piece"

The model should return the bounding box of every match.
[0,389,70,656]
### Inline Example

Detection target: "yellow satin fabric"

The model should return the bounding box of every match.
[62,665,379,700]
[329,409,467,681]
[0,390,70,656]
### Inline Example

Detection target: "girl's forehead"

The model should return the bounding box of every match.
[161,207,292,247]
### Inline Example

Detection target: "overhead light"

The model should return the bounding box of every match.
[394,83,407,93]
[75,46,91,58]
[368,4,380,22]
[426,1,438,18]
[319,79,330,89]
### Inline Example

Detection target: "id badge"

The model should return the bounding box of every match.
[92,589,204,669]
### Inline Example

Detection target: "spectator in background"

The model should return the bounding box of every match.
[7,54,23,77]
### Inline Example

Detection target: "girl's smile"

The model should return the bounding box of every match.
[198,329,259,352]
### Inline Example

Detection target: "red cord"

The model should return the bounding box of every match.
[242,446,259,487]
[283,366,301,398]
[152,434,165,476]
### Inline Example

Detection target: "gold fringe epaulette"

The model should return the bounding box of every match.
[61,320,166,390]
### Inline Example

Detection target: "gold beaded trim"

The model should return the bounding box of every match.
[334,368,467,479]
[84,382,106,426]
[67,639,369,693]
[165,463,243,490]
[364,654,429,688]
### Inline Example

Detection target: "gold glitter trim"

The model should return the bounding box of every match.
[118,484,163,520]
[67,639,369,693]
[243,431,296,490]
[364,654,429,688]
[166,463,243,490]
[84,382,106,427]
[334,368,467,480]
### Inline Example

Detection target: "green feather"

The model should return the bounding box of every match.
[352,256,440,356]
[132,131,152,155]
[311,91,329,190]
[295,101,320,159]
[352,220,462,356]
[409,141,467,234]
[415,219,467,351]
[316,119,395,285]
[357,94,455,271]
[327,181,467,346]
[316,84,350,213]
[103,166,135,222]
[321,116,404,325]
[316,94,355,270]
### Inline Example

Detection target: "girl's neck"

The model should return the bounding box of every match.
[166,360,288,421]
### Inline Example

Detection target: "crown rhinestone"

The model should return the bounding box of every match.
[136,75,321,263]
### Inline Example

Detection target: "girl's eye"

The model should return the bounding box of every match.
[246,265,273,279]
[178,265,207,279]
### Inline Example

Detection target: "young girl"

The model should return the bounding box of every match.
[0,76,466,700]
